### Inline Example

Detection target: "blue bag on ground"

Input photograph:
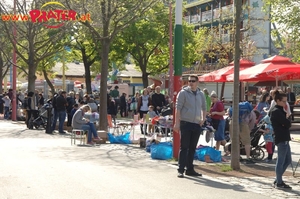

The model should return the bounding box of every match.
[195,146,221,162]
[150,142,173,160]
[107,132,132,144]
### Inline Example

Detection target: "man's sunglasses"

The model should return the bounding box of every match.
[188,80,197,83]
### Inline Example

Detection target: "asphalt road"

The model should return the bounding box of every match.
[0,120,271,199]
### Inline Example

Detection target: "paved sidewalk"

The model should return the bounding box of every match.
[1,119,300,198]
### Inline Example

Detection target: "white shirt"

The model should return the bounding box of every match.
[140,95,149,111]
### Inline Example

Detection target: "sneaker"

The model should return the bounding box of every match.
[245,158,255,164]
[185,170,202,177]
[265,159,272,163]
[276,182,292,189]
[87,142,94,145]
[93,137,101,140]
[177,172,184,178]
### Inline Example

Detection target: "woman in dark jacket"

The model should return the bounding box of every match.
[270,90,292,189]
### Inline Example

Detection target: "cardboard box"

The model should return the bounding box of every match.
[97,130,108,139]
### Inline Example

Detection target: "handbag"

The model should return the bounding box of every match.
[211,118,220,130]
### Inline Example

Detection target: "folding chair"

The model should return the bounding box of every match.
[71,129,87,145]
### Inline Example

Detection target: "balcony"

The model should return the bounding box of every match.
[185,0,214,9]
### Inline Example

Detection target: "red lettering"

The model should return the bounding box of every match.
[38,11,48,22]
[1,15,11,21]
[54,10,63,21]
[29,10,40,22]
[61,10,68,20]
[47,10,57,21]
[11,15,19,21]
[68,10,77,20]
[20,15,29,21]
[86,13,91,21]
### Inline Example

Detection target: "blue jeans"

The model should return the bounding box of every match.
[275,141,292,184]
[178,121,202,173]
[81,123,98,142]
[4,106,9,119]
[51,110,66,133]
[214,119,225,141]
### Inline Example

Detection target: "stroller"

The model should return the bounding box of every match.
[227,120,266,160]
[28,103,51,129]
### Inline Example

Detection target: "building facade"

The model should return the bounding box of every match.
[184,0,273,64]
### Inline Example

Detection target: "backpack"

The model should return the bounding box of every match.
[229,101,253,123]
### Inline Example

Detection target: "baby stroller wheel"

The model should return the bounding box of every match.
[251,147,265,160]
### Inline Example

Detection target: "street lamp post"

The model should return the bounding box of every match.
[173,0,183,159]
[12,0,17,121]
[168,1,173,98]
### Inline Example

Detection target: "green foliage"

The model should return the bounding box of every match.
[111,2,196,76]
[263,0,300,62]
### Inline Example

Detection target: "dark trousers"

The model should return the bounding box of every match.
[120,105,126,117]
[26,110,32,128]
[0,104,3,114]
[178,121,202,173]
[67,113,72,126]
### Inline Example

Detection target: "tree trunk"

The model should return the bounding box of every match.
[231,0,242,170]
[27,53,37,92]
[43,69,55,96]
[82,48,92,94]
[142,72,149,88]
[27,39,36,92]
[98,38,110,131]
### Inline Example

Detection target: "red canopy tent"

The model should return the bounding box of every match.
[198,59,255,82]
[226,55,300,86]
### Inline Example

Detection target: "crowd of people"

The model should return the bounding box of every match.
[0,80,295,189]
[174,74,293,189]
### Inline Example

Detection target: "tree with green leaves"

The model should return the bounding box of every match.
[70,25,101,94]
[0,26,12,94]
[264,0,300,62]
[66,0,158,130]
[112,2,196,87]
[0,0,70,92]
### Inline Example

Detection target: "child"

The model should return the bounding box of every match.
[148,105,158,134]
[71,104,79,120]
[261,115,274,163]
[107,97,117,125]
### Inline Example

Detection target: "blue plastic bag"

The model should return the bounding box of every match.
[195,147,221,162]
[107,132,132,144]
[150,142,173,160]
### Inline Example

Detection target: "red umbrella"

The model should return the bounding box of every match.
[226,55,300,86]
[74,80,82,84]
[198,59,255,82]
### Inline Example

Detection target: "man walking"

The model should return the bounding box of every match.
[173,75,207,178]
